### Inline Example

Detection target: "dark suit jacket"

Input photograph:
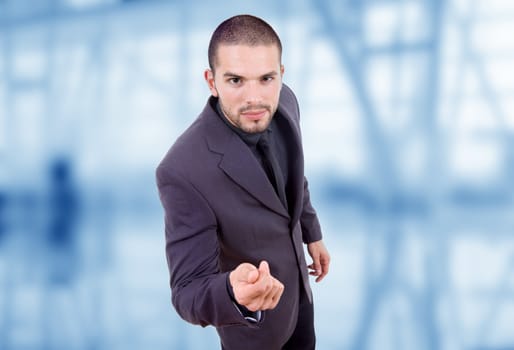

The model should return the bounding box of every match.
[156,84,322,350]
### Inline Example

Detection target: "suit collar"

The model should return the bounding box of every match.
[203,96,289,218]
[202,85,304,221]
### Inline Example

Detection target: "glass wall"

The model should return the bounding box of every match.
[1,0,513,349]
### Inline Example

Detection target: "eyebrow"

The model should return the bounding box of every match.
[223,71,278,79]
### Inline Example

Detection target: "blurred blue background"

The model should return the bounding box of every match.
[1,0,514,349]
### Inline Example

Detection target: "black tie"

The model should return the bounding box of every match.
[257,132,288,209]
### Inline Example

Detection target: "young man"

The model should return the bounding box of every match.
[156,14,330,350]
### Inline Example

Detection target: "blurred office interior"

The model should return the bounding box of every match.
[1,0,514,349]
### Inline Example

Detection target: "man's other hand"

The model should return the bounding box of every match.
[307,240,330,282]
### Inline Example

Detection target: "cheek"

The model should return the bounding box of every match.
[269,92,281,107]
[221,92,242,109]
[266,86,281,102]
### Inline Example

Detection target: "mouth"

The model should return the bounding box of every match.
[241,109,267,121]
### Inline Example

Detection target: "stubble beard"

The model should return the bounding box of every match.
[221,102,276,134]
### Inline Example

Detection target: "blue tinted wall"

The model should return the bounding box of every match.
[1,0,514,349]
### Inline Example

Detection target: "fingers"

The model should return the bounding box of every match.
[308,260,322,277]
[308,254,330,282]
[307,240,331,283]
[258,260,270,276]
[317,256,330,282]
[245,275,284,312]
[262,277,284,309]
[231,260,284,312]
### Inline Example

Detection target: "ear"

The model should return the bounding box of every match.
[280,64,285,77]
[204,69,218,97]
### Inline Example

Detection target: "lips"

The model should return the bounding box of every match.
[241,110,267,121]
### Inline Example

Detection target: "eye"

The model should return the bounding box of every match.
[228,77,241,84]
[262,76,274,82]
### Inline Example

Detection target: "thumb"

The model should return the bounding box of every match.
[314,256,321,271]
[247,268,259,284]
[309,255,321,275]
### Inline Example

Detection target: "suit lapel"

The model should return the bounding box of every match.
[276,105,304,224]
[219,134,289,218]
[202,99,289,219]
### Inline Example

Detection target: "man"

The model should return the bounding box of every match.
[156,14,330,350]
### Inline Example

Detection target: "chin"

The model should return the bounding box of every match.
[242,126,263,134]
[245,122,270,134]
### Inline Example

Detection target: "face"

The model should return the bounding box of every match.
[204,44,284,134]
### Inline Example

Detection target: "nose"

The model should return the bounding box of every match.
[243,81,262,105]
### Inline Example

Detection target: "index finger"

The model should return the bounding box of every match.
[258,260,271,276]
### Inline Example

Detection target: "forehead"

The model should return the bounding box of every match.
[214,44,281,73]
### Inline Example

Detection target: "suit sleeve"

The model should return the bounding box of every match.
[300,178,323,244]
[156,166,257,328]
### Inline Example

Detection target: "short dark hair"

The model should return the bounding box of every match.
[208,14,282,72]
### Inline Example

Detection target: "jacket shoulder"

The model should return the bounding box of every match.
[156,107,213,186]
[279,84,301,121]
